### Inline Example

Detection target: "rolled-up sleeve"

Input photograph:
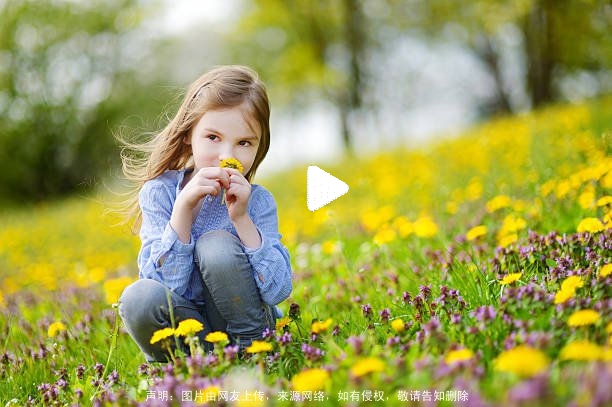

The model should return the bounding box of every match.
[137,180,195,296]
[245,187,293,305]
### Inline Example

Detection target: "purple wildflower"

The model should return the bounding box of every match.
[346,335,364,354]
[301,343,324,361]
[278,331,292,345]
[508,374,550,404]
[379,308,391,322]
[361,304,373,317]
[223,345,240,361]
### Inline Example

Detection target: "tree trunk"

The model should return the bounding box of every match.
[340,0,366,155]
[522,0,555,107]
[474,34,514,114]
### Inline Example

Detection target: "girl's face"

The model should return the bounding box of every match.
[187,104,260,175]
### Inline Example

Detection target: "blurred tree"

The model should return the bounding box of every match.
[521,0,611,107]
[0,0,164,202]
[226,0,610,153]
[397,0,611,111]
[226,0,371,154]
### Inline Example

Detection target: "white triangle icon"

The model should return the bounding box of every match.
[307,166,349,211]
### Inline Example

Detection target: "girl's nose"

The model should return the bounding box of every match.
[218,146,234,161]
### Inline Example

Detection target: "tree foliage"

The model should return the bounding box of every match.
[226,0,371,153]
[0,0,161,202]
[407,0,612,110]
[226,0,611,152]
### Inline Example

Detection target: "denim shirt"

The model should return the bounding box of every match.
[137,170,293,308]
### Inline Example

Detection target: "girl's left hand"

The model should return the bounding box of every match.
[223,168,251,220]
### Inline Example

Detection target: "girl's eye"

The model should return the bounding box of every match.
[206,134,219,141]
[239,140,251,147]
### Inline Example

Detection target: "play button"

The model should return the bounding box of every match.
[307,166,349,211]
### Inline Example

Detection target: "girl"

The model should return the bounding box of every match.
[118,65,292,362]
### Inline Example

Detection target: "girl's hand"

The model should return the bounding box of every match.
[223,168,261,248]
[223,168,251,221]
[171,167,230,243]
[177,167,230,210]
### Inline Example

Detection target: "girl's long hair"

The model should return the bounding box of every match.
[117,65,271,232]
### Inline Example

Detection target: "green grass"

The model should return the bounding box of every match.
[1,96,611,406]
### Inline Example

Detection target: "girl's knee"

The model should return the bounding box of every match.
[119,279,169,323]
[195,230,245,277]
[196,230,241,256]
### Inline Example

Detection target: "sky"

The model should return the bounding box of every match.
[157,0,240,33]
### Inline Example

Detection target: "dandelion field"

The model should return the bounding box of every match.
[1,98,611,406]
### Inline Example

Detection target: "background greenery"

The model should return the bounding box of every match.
[0,0,610,202]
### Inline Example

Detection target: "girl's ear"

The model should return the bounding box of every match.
[183,133,191,145]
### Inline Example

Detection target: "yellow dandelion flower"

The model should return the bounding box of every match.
[600,263,612,278]
[577,217,604,233]
[499,272,522,285]
[150,327,175,344]
[466,225,487,241]
[540,180,556,197]
[321,240,339,255]
[560,275,583,292]
[350,357,386,378]
[500,214,527,234]
[413,216,438,238]
[446,201,459,215]
[220,158,245,204]
[48,321,66,338]
[311,318,333,334]
[606,321,612,334]
[219,157,244,172]
[89,266,107,283]
[445,348,474,365]
[276,316,290,330]
[392,216,414,237]
[559,340,604,361]
[175,319,204,337]
[103,276,134,305]
[360,206,395,232]
[578,190,595,209]
[245,340,273,354]
[555,180,571,199]
[554,288,575,305]
[498,233,518,248]
[465,178,483,201]
[292,368,330,392]
[373,226,396,245]
[391,318,405,333]
[205,331,229,343]
[605,213,612,229]
[596,195,612,207]
[494,345,549,378]
[567,309,600,327]
[486,195,512,213]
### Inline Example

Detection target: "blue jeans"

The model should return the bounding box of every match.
[119,230,275,362]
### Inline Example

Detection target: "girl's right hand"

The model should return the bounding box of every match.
[170,167,231,243]
[177,167,230,210]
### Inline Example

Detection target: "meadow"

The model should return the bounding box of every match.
[1,97,611,406]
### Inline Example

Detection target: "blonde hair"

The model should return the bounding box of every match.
[118,65,271,232]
